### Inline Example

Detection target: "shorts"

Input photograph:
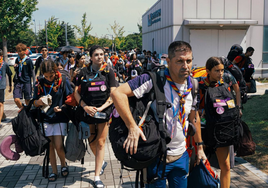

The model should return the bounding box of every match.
[42,122,67,137]
[75,106,112,124]
[0,89,5,102]
[146,151,189,188]
[13,82,32,100]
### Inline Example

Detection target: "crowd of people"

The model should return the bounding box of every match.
[0,41,255,188]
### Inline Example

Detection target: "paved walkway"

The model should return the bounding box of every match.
[1,82,268,188]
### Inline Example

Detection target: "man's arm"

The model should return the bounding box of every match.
[111,83,146,155]
[188,109,207,164]
[232,83,242,116]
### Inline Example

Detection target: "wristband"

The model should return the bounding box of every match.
[195,141,204,146]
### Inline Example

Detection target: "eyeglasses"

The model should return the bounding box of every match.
[42,49,48,52]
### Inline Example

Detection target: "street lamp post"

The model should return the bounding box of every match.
[45,18,58,49]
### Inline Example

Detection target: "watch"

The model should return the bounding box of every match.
[195,141,204,146]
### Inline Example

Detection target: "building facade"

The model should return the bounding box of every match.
[142,0,268,78]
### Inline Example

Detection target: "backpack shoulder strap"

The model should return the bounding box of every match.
[61,74,67,99]
[190,76,198,110]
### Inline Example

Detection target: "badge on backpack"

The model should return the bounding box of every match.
[100,85,107,91]
[216,107,224,114]
[226,99,235,109]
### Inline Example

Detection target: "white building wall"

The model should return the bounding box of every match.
[142,0,265,77]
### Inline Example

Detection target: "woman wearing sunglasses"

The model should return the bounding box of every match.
[74,45,116,188]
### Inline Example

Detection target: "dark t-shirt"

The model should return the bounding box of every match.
[76,66,116,88]
[0,62,12,89]
[33,77,73,124]
[35,56,51,75]
[15,57,34,83]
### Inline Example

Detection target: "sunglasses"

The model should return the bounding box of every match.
[104,55,108,57]
[42,49,48,52]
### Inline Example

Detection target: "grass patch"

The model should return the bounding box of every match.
[242,94,268,174]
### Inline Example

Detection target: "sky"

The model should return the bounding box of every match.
[30,0,157,38]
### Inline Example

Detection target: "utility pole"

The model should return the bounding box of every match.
[45,20,48,49]
[65,24,69,46]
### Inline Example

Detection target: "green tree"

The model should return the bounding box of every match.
[46,16,63,50]
[73,13,93,49]
[0,0,38,62]
[58,21,77,47]
[107,21,125,51]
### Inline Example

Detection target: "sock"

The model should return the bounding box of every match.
[102,161,105,166]
[94,176,100,181]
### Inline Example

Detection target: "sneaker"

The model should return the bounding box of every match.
[94,180,104,188]
[99,161,107,175]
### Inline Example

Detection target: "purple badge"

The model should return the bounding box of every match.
[19,72,22,77]
[112,108,120,118]
[88,87,100,91]
[91,81,105,86]
[216,107,225,115]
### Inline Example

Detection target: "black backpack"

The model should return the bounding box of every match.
[203,83,240,148]
[109,71,170,186]
[221,57,248,104]
[236,120,256,157]
[227,44,243,62]
[12,100,50,177]
[109,71,199,187]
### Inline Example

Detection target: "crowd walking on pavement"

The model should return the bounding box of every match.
[0,39,262,188]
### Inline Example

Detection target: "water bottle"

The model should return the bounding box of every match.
[94,112,107,119]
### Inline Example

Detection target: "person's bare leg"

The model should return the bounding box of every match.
[48,136,58,181]
[216,146,230,188]
[14,98,23,109]
[0,102,4,122]
[94,122,108,176]
[53,135,67,176]
[25,99,30,106]
[89,124,97,156]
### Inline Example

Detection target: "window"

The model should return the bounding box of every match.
[263,26,268,63]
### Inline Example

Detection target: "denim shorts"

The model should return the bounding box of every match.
[13,82,32,100]
[146,151,189,188]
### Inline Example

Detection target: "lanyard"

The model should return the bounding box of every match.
[43,83,54,96]
[18,56,27,74]
[170,84,180,119]
[87,66,99,81]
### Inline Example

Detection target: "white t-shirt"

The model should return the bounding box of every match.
[128,73,197,156]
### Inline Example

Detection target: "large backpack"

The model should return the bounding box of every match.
[109,70,199,187]
[12,100,50,178]
[203,83,240,148]
[227,44,243,62]
[236,120,256,157]
[65,123,86,162]
[221,57,248,104]
[12,101,50,156]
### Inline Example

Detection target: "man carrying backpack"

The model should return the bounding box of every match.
[233,47,255,83]
[111,41,206,188]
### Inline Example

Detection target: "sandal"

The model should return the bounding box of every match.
[61,163,69,178]
[48,173,58,182]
